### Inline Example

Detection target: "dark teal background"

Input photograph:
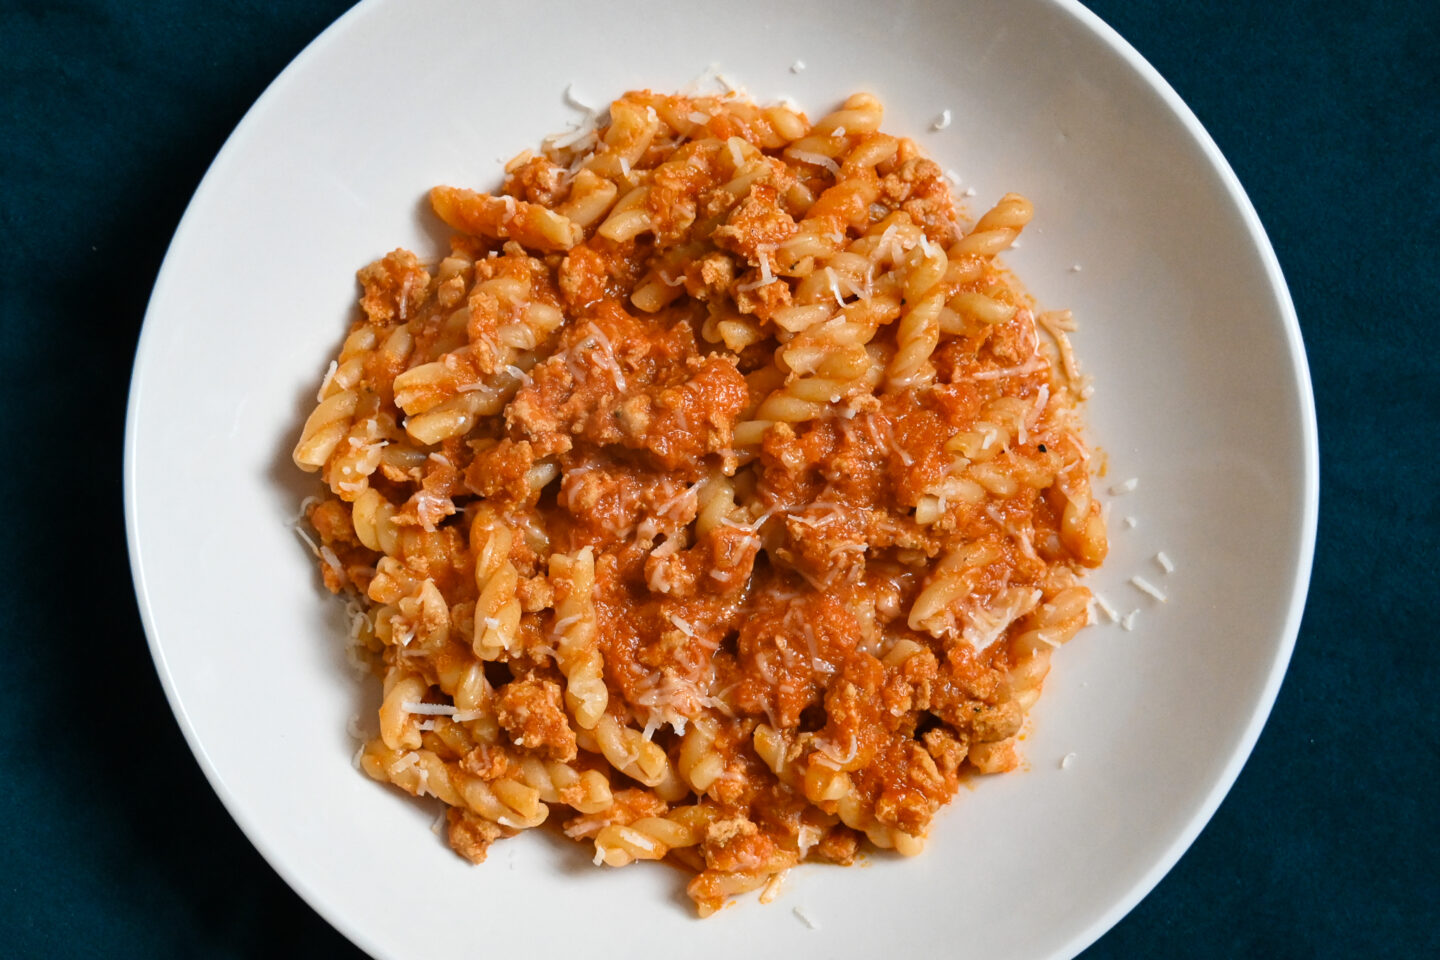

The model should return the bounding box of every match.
[2,1,1436,956]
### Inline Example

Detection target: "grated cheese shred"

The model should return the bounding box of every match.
[788,149,841,175]
[1129,576,1168,603]
[1109,477,1139,496]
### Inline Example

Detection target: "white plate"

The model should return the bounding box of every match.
[125,0,1317,957]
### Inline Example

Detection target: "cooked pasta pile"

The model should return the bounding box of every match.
[293,90,1107,915]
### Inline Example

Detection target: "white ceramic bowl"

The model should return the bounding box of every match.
[125,1,1317,957]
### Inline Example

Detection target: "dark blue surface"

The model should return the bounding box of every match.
[2,1,1436,956]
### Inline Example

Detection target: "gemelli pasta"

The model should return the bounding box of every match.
[294,89,1107,915]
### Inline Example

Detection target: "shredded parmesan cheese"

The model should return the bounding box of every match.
[291,523,321,558]
[563,82,596,116]
[401,701,461,716]
[656,478,704,518]
[388,751,419,778]
[583,322,627,391]
[824,266,846,307]
[547,123,596,151]
[726,138,744,169]
[318,545,347,586]
[1129,576,1168,603]
[970,358,1047,381]
[1092,592,1119,623]
[788,149,841,175]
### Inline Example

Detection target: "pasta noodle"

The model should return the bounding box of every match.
[293,89,1108,916]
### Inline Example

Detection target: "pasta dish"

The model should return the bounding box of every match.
[292,89,1107,915]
